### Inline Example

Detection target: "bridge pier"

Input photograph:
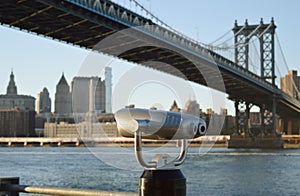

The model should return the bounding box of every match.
[230,97,283,148]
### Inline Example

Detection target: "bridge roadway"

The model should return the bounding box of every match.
[0,0,299,119]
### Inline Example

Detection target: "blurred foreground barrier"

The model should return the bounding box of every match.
[0,177,137,196]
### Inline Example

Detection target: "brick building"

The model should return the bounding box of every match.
[0,108,36,137]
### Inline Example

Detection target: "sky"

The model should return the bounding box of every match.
[0,0,299,115]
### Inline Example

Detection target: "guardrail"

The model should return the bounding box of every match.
[0,177,137,196]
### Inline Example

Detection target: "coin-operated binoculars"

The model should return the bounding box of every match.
[115,108,206,196]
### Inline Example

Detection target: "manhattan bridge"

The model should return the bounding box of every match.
[0,0,299,146]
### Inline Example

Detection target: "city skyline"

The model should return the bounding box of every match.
[0,70,113,114]
[1,68,298,116]
[0,69,225,114]
[0,0,299,115]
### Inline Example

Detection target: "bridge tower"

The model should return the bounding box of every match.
[233,19,278,136]
[233,18,276,85]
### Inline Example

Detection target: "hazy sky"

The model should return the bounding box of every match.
[0,0,299,114]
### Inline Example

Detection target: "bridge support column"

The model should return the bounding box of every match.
[260,104,276,135]
[272,95,277,135]
[276,118,284,134]
[234,101,239,135]
[245,103,251,134]
[260,105,265,135]
[234,101,251,135]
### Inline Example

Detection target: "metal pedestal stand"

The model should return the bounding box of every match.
[135,131,188,196]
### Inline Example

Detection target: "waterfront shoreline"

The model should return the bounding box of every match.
[0,136,228,147]
[1,147,300,195]
[0,136,299,148]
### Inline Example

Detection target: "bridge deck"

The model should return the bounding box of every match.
[0,0,299,117]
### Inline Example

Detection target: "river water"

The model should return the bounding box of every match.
[1,147,300,195]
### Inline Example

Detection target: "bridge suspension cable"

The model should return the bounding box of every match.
[275,33,300,96]
[211,23,270,50]
[112,0,296,91]
[208,25,246,48]
[210,22,298,97]
[208,29,232,45]
[216,23,262,48]
[206,23,266,62]
[121,0,208,47]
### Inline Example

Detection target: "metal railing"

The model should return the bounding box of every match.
[66,0,278,94]
[0,177,137,196]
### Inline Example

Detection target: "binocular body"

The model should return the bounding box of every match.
[115,108,206,140]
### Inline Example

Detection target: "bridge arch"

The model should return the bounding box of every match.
[78,26,227,140]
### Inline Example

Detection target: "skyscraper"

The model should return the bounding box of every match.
[54,67,112,116]
[105,66,112,114]
[36,87,51,113]
[55,73,72,115]
[71,76,105,114]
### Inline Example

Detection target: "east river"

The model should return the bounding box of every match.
[1,147,300,195]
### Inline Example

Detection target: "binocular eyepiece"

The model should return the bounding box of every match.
[115,108,206,140]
